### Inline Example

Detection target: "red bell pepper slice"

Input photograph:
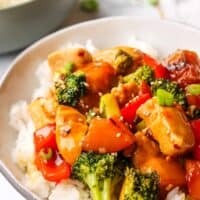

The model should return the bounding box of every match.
[143,53,169,79]
[121,93,151,124]
[187,95,200,108]
[191,119,200,143]
[34,124,57,152]
[191,119,200,160]
[34,124,71,182]
[186,160,200,199]
[193,144,200,161]
[154,64,169,79]
[139,81,152,96]
[35,153,71,183]
[143,53,158,68]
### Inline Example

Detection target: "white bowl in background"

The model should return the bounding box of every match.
[0,0,77,54]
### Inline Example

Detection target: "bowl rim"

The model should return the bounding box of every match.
[1,16,200,199]
[0,0,36,11]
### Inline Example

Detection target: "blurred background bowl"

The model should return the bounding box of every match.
[0,0,77,54]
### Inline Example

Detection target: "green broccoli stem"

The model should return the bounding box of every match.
[85,173,102,200]
[86,174,112,200]
[102,178,112,200]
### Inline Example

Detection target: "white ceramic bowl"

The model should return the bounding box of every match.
[1,17,200,199]
[0,0,77,54]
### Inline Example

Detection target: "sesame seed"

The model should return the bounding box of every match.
[116,132,121,138]
[119,116,124,121]
[98,92,103,96]
[78,118,83,122]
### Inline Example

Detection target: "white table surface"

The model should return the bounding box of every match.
[0,0,199,199]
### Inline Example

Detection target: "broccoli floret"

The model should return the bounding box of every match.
[80,0,99,13]
[149,0,159,6]
[72,152,128,200]
[151,78,187,108]
[55,72,87,106]
[114,49,133,75]
[120,168,159,200]
[123,65,154,84]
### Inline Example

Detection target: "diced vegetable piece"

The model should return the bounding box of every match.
[39,148,53,161]
[139,80,152,96]
[141,157,186,188]
[113,49,133,75]
[123,65,154,84]
[193,144,200,161]
[121,93,151,124]
[191,119,200,143]
[82,117,135,153]
[82,61,117,94]
[156,89,174,106]
[99,93,120,118]
[80,0,99,12]
[119,168,159,200]
[28,98,56,129]
[72,152,127,200]
[191,119,200,160]
[55,72,87,107]
[186,84,200,95]
[33,123,71,183]
[56,105,88,164]
[151,78,187,108]
[137,97,195,156]
[63,62,75,74]
[94,46,144,74]
[143,53,169,79]
[34,124,57,152]
[35,153,71,183]
[143,53,159,68]
[186,160,200,200]
[154,64,169,79]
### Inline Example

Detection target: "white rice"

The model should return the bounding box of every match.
[10,38,172,200]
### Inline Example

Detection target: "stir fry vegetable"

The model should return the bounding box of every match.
[72,152,128,200]
[27,46,200,199]
[151,78,187,107]
[119,168,160,200]
[34,124,71,182]
[55,72,87,107]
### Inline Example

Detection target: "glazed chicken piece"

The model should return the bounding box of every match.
[48,48,93,73]
[165,50,200,87]
[132,131,160,168]
[28,97,57,129]
[94,46,144,75]
[111,82,139,106]
[137,97,195,156]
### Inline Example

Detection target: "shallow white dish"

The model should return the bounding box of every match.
[1,16,200,200]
